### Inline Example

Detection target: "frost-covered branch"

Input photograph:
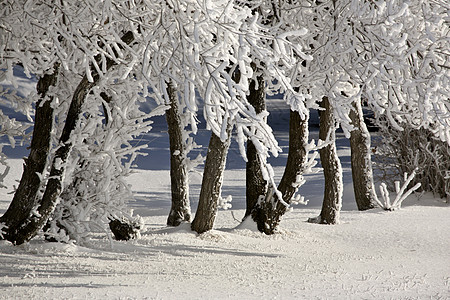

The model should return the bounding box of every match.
[374,170,422,211]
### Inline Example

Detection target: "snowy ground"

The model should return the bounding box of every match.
[0,160,449,299]
[1,74,449,299]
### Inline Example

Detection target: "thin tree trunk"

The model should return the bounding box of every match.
[349,99,376,210]
[252,110,309,234]
[0,64,59,243]
[165,81,191,226]
[6,31,134,245]
[245,71,267,218]
[191,127,232,234]
[309,97,342,224]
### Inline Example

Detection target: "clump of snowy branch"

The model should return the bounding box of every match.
[218,195,233,210]
[289,140,321,208]
[374,170,422,211]
[0,222,6,239]
[0,82,34,189]
[46,76,157,244]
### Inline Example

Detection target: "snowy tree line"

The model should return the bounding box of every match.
[0,0,448,244]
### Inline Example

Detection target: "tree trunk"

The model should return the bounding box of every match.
[309,97,342,225]
[165,81,191,226]
[349,99,376,210]
[252,110,309,234]
[10,74,99,245]
[276,110,309,212]
[245,72,267,218]
[4,31,134,245]
[0,64,59,243]
[191,128,232,234]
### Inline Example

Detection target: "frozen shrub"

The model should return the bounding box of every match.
[375,121,449,201]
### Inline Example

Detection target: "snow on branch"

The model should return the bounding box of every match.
[0,222,6,239]
[374,170,422,211]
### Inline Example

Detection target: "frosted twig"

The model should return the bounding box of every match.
[376,170,421,211]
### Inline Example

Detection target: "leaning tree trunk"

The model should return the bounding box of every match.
[44,92,141,242]
[191,127,232,234]
[165,81,191,226]
[252,110,309,234]
[0,64,59,243]
[309,97,342,225]
[245,71,267,218]
[349,99,376,211]
[6,31,134,245]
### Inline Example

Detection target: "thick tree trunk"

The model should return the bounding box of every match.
[349,99,376,211]
[309,97,342,225]
[0,64,59,243]
[10,74,99,245]
[165,82,191,226]
[4,31,134,245]
[252,110,309,234]
[191,128,232,234]
[245,72,267,218]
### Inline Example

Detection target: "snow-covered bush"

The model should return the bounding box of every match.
[46,75,159,244]
[375,123,450,201]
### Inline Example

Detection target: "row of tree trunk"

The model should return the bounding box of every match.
[166,77,377,234]
[1,33,378,244]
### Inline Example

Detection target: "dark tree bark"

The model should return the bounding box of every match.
[191,127,232,234]
[245,71,267,218]
[11,74,100,245]
[349,99,376,211]
[3,31,134,245]
[165,81,191,226]
[0,64,59,243]
[309,97,342,225]
[109,218,142,241]
[252,110,309,234]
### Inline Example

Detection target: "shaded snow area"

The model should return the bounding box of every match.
[0,96,449,299]
[1,159,449,299]
[1,170,449,300]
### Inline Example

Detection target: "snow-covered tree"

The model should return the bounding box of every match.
[362,0,449,144]
[239,1,317,234]
[289,0,449,222]
[1,0,445,243]
[183,0,311,234]
[0,0,152,244]
[369,0,449,199]
[0,0,312,241]
[0,65,58,243]
[308,96,343,224]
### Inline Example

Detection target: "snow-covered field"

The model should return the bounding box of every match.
[1,159,449,299]
[0,78,449,299]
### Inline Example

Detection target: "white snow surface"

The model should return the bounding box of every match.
[0,98,449,299]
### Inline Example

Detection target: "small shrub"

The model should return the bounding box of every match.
[374,121,449,201]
